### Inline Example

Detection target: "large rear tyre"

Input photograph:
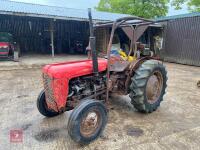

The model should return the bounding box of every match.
[129,60,167,113]
[68,99,108,144]
[37,89,59,117]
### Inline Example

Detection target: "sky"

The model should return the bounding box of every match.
[10,0,189,16]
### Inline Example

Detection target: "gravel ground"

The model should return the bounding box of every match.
[0,61,200,150]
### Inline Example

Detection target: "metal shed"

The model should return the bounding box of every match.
[0,0,129,56]
[157,13,200,66]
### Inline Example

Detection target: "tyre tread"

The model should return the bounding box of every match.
[129,60,167,113]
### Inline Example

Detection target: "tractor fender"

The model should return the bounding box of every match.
[129,56,161,73]
[125,56,162,93]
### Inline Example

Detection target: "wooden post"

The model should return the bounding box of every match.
[50,20,55,57]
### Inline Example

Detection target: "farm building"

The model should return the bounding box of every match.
[1,0,199,66]
[0,0,129,56]
[157,13,200,66]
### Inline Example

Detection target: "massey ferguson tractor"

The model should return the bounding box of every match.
[37,9,167,144]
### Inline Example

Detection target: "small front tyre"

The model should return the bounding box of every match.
[68,99,108,144]
[37,89,59,117]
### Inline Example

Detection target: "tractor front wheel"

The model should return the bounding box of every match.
[129,60,167,113]
[37,89,59,117]
[68,99,108,144]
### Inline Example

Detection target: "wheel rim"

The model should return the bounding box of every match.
[80,110,101,137]
[146,71,163,104]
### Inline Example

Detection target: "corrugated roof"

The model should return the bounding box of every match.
[156,12,200,21]
[0,0,130,21]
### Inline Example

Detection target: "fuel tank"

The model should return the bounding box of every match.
[43,59,107,78]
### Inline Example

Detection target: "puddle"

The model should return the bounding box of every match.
[34,129,60,142]
[126,126,143,137]
[17,95,29,98]
[21,123,32,131]
[100,134,108,140]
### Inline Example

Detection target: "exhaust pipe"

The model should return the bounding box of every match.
[88,8,99,77]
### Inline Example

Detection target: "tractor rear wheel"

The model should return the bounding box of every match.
[129,60,167,113]
[37,89,59,117]
[68,99,108,144]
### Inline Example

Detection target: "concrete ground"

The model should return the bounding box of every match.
[0,54,87,71]
[0,56,200,150]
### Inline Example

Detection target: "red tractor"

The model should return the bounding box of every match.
[0,32,15,59]
[37,9,167,144]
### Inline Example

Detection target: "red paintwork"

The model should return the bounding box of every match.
[0,42,9,47]
[0,52,8,55]
[42,58,107,112]
[0,42,9,56]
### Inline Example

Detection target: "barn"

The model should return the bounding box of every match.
[0,0,128,57]
[157,12,200,66]
[2,0,199,66]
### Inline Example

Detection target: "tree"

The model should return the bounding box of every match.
[171,0,200,12]
[96,0,169,19]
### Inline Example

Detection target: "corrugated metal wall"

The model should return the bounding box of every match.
[163,16,200,66]
[95,27,110,53]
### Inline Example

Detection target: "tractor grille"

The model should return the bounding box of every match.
[43,73,55,103]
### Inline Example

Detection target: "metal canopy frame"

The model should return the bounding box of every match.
[102,16,162,102]
[94,16,159,28]
[95,16,162,60]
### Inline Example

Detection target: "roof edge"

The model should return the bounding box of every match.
[3,0,130,18]
[155,12,200,21]
[0,10,111,22]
